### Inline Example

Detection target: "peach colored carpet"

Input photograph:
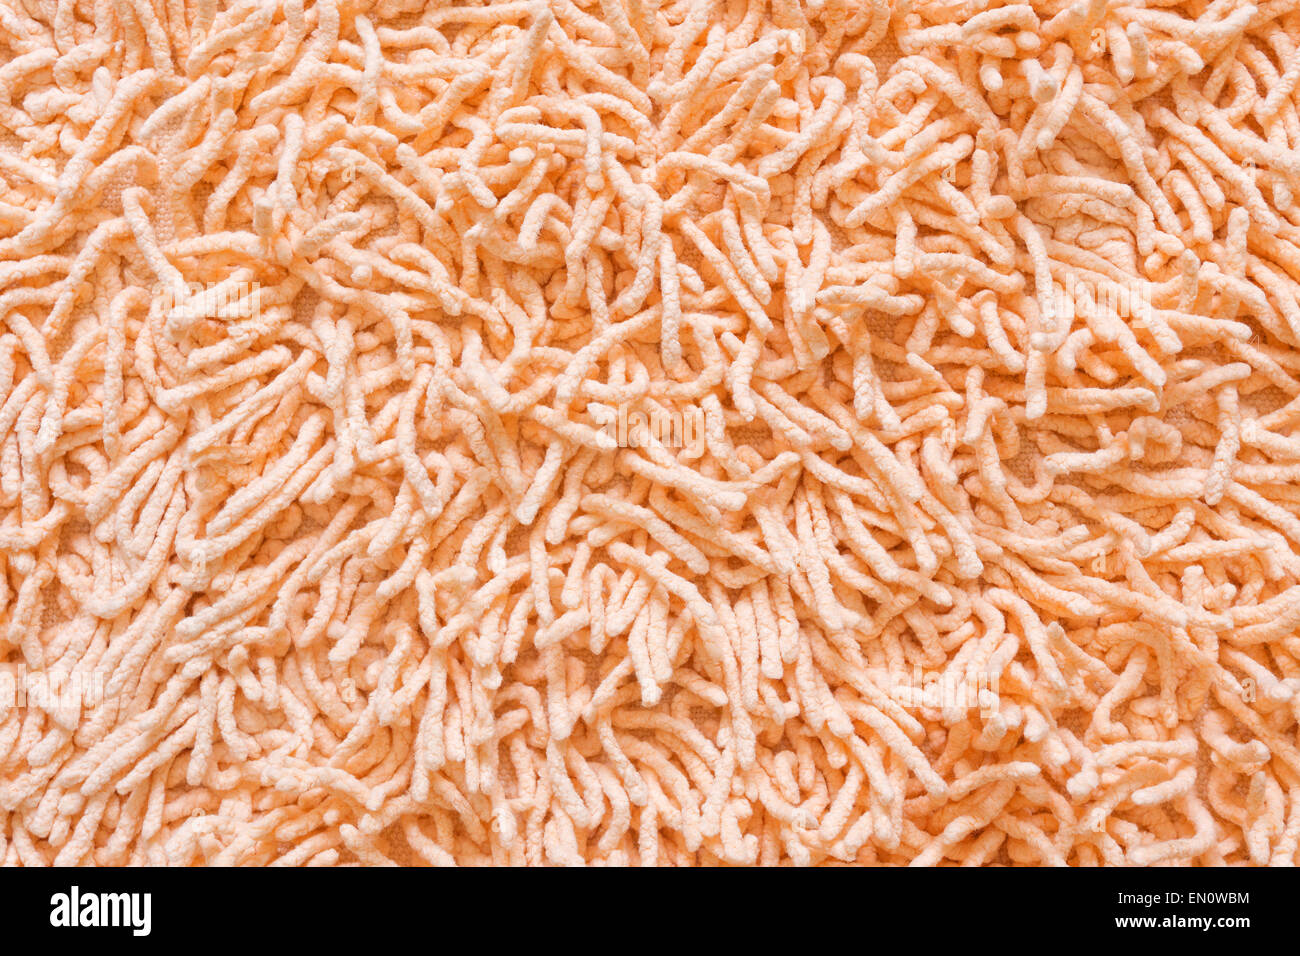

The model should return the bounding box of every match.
[2,0,1300,866]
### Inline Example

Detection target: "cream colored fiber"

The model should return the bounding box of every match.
[2,0,1300,866]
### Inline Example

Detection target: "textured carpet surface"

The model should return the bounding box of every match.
[2,0,1300,866]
